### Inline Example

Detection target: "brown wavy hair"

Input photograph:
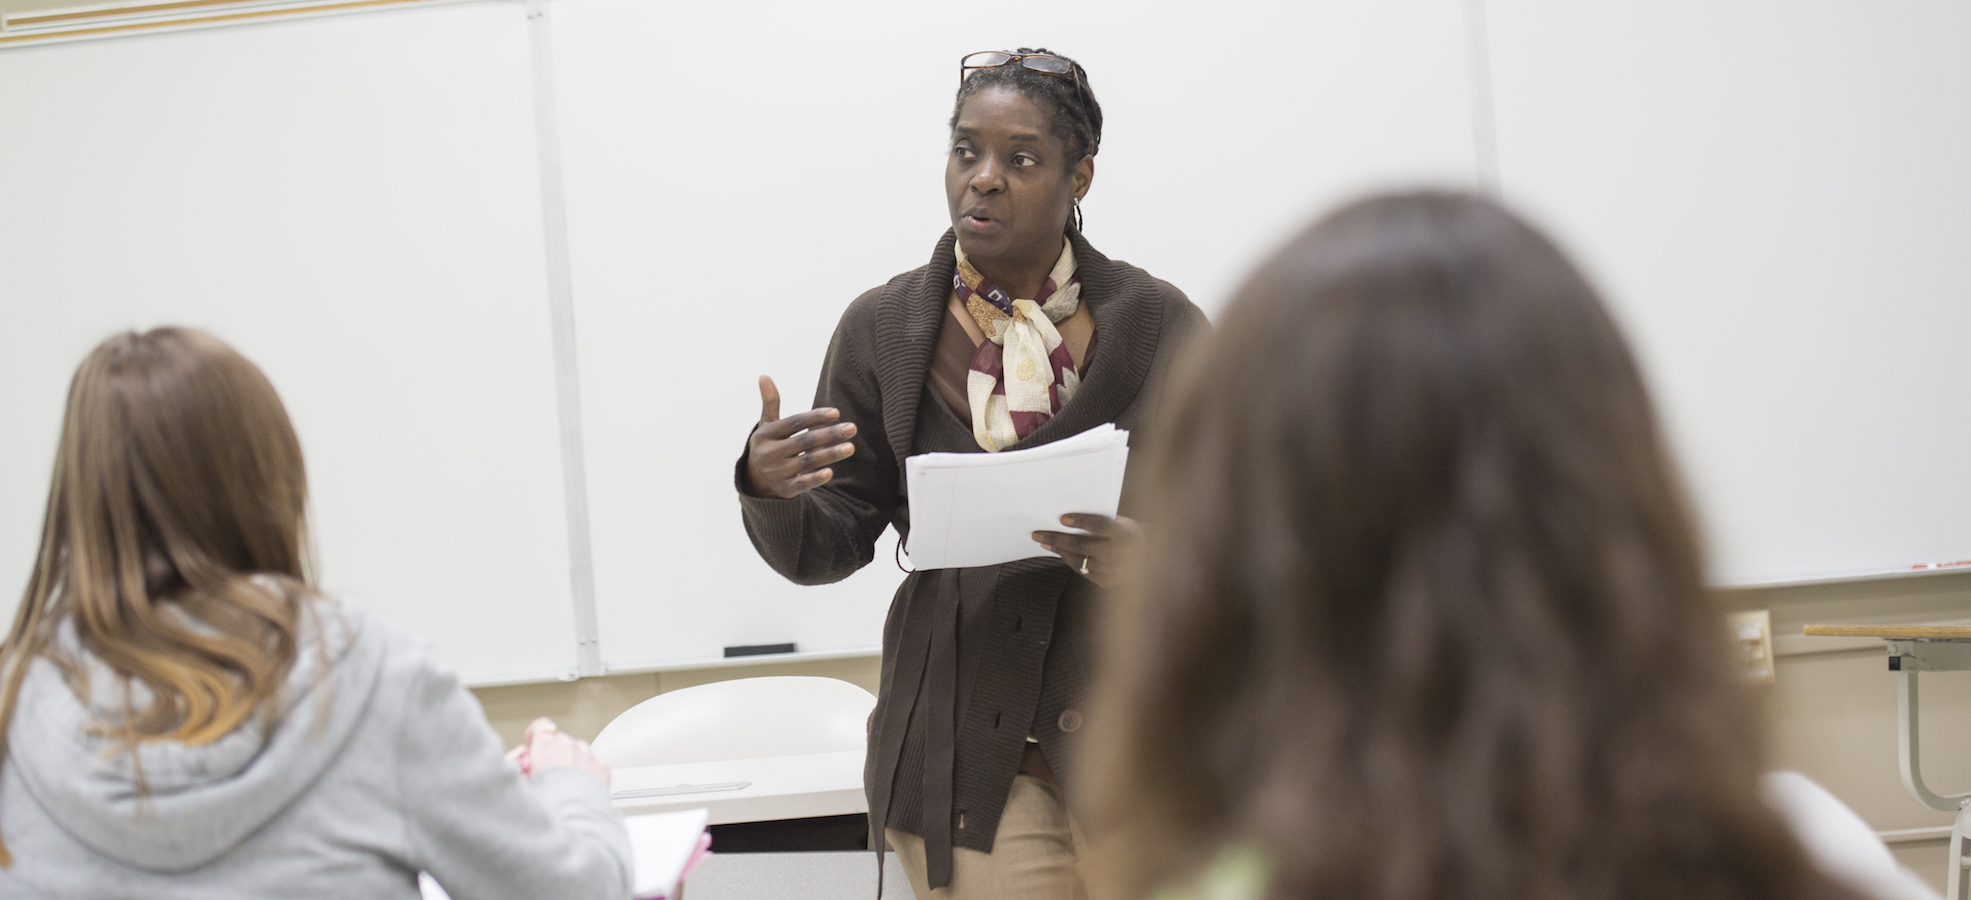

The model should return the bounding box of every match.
[0,328,312,866]
[1084,192,1859,900]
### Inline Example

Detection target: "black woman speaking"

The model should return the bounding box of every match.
[735,49,1208,899]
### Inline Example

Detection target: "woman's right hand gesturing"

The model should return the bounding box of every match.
[744,375,858,499]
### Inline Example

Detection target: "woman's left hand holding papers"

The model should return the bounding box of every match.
[1033,513,1142,589]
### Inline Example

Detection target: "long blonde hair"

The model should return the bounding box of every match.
[0,327,312,865]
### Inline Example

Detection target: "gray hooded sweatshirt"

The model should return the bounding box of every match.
[0,596,631,900]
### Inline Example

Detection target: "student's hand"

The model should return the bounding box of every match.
[509,717,611,787]
[1033,513,1143,589]
[744,375,858,499]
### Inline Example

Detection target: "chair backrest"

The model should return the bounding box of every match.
[1762,770,1943,900]
[591,676,877,768]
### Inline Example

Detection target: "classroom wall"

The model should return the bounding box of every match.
[7,0,1963,890]
[475,570,1971,894]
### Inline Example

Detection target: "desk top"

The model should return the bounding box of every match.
[610,749,866,826]
[1803,624,1971,640]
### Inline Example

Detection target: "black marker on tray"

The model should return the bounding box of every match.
[723,643,797,658]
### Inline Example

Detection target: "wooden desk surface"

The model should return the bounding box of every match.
[1803,624,1971,640]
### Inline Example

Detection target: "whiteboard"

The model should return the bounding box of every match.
[1486,1,1971,585]
[7,0,1962,684]
[0,0,582,683]
[547,0,1482,670]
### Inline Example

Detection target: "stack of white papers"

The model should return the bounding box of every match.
[904,424,1130,570]
[624,808,711,899]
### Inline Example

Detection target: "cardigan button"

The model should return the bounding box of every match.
[1058,709,1083,733]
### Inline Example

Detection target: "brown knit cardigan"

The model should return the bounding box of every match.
[737,228,1207,889]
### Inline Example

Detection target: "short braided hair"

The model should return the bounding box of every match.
[950,48,1103,163]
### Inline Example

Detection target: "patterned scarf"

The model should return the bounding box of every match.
[954,240,1082,451]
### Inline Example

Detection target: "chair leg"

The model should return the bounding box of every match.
[1950,804,1970,900]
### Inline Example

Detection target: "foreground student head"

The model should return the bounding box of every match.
[1085,193,1863,900]
[0,328,627,899]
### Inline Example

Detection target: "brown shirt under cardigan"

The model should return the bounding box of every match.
[736,229,1206,890]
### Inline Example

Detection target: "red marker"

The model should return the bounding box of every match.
[1912,560,1971,570]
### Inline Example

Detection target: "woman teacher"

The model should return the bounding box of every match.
[736,50,1207,898]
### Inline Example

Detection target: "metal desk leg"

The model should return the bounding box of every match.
[1952,804,1971,900]
[1898,662,1971,899]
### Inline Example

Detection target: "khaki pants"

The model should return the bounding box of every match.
[887,774,1085,900]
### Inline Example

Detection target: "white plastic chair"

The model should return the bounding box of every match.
[1765,771,1943,900]
[591,676,877,768]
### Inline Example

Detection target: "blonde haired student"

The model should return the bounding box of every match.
[1083,192,1880,900]
[0,328,628,899]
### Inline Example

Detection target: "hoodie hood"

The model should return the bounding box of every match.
[7,594,386,872]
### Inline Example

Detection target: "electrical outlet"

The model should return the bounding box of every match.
[1728,609,1776,684]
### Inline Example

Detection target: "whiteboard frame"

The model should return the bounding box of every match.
[1719,567,1971,593]
[599,647,884,678]
[521,0,602,677]
[0,0,482,48]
